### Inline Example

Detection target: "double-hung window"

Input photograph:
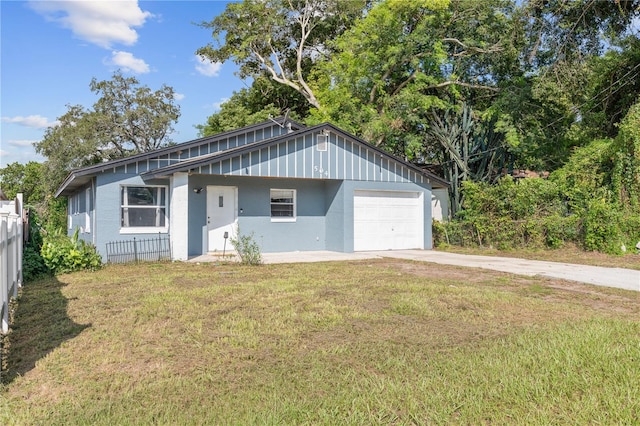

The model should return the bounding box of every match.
[121,186,168,231]
[68,194,81,229]
[270,189,296,221]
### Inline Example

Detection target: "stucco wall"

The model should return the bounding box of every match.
[186,175,330,255]
[91,173,170,261]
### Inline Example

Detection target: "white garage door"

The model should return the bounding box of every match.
[354,190,424,251]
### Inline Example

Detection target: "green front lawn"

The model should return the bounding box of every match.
[2,260,639,425]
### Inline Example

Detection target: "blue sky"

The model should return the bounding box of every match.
[1,0,246,168]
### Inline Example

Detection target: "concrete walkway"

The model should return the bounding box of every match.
[190,250,640,292]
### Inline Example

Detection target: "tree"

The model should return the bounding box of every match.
[578,36,640,140]
[486,0,640,170]
[521,0,640,69]
[196,0,367,110]
[90,72,180,154]
[609,99,640,209]
[36,104,103,190]
[309,0,520,159]
[426,104,511,216]
[35,71,180,189]
[0,161,45,205]
[196,75,310,136]
[0,161,66,232]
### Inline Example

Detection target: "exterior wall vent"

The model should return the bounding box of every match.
[317,133,328,151]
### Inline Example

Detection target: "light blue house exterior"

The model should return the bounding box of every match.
[56,118,448,261]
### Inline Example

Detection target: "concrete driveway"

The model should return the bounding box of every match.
[255,250,640,292]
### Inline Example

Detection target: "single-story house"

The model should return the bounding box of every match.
[55,118,449,261]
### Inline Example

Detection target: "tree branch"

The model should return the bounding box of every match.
[425,80,500,92]
[442,37,503,57]
[293,0,321,109]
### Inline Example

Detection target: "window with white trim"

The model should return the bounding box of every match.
[121,186,167,229]
[69,194,81,215]
[84,187,91,233]
[270,189,296,220]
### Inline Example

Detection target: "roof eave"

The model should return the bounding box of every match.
[143,122,450,188]
[54,117,306,196]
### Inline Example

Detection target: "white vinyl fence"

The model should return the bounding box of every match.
[1,195,23,381]
[1,194,23,334]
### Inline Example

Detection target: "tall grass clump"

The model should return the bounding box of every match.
[230,226,263,265]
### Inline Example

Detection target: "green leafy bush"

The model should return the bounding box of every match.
[22,208,50,282]
[583,198,624,254]
[444,177,576,250]
[609,101,640,209]
[41,228,102,274]
[436,108,640,256]
[22,245,49,282]
[230,227,263,265]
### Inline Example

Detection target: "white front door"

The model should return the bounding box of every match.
[207,186,237,252]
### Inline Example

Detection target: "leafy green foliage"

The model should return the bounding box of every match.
[230,227,263,266]
[40,229,102,274]
[439,131,640,254]
[89,72,181,154]
[438,177,577,250]
[196,0,639,178]
[196,76,309,137]
[22,210,50,282]
[22,245,50,283]
[582,197,624,254]
[0,162,45,205]
[310,0,519,158]
[35,71,180,191]
[0,162,65,233]
[520,0,639,69]
[426,104,512,215]
[197,0,366,110]
[578,37,640,139]
[609,100,640,209]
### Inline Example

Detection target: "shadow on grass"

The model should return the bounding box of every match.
[1,275,90,385]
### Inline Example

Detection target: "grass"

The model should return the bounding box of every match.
[437,243,640,270]
[1,259,639,425]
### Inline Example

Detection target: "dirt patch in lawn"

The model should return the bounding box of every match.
[4,259,639,406]
[375,259,640,315]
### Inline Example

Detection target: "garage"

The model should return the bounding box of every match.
[353,190,424,251]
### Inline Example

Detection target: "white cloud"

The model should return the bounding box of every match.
[108,50,150,74]
[211,98,229,111]
[29,0,152,49]
[1,115,59,129]
[195,55,222,77]
[173,93,185,101]
[8,140,38,148]
[0,141,44,168]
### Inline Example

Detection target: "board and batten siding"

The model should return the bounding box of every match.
[89,122,292,178]
[187,132,431,186]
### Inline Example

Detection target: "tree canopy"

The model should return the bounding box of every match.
[195,0,639,224]
[3,0,638,242]
[196,75,309,136]
[197,0,367,110]
[34,71,180,190]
